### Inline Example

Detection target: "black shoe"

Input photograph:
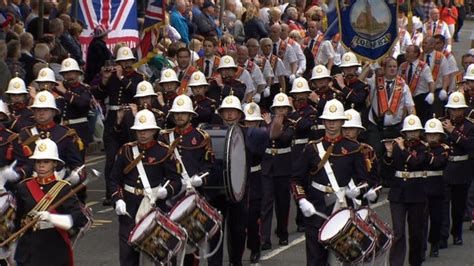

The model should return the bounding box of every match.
[278,238,288,246]
[297,225,306,232]
[429,243,439,257]
[453,237,463,245]
[439,239,448,249]
[250,250,261,263]
[102,198,112,206]
[261,242,272,250]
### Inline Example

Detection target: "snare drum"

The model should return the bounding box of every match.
[168,193,222,247]
[318,208,376,264]
[356,207,393,259]
[129,209,187,263]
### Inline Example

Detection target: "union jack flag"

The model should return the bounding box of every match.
[137,0,167,64]
[76,0,140,54]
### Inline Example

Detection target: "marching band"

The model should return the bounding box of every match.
[2,2,474,266]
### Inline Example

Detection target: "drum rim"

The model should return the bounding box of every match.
[168,193,198,221]
[223,124,247,203]
[318,208,352,242]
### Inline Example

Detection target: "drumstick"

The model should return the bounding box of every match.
[198,172,210,179]
[162,180,171,188]
[356,183,369,190]
[372,185,383,192]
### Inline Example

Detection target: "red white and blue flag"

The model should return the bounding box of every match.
[77,0,140,53]
[137,0,166,64]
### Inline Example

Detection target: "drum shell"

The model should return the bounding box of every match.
[356,207,393,259]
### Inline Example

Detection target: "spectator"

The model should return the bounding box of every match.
[0,40,12,96]
[268,7,282,28]
[85,25,112,83]
[5,39,25,79]
[58,14,83,65]
[25,0,39,28]
[170,0,190,44]
[26,1,53,40]
[227,9,245,45]
[421,0,437,22]
[259,0,272,26]
[69,22,84,62]
[453,0,465,42]
[286,7,305,35]
[439,0,458,39]
[18,31,38,83]
[33,42,51,64]
[243,4,268,41]
[192,0,203,18]
[48,18,68,64]
[195,0,222,38]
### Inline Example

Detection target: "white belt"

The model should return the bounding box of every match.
[293,138,309,145]
[108,105,121,111]
[311,181,348,194]
[312,125,325,130]
[394,171,426,179]
[265,147,292,155]
[448,155,469,162]
[426,170,443,177]
[62,117,88,125]
[250,164,262,173]
[124,184,160,196]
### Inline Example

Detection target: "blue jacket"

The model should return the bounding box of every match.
[170,9,190,44]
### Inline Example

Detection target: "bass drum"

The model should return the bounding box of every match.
[201,124,247,203]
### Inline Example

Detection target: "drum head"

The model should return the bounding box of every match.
[130,211,156,243]
[224,124,247,202]
[356,207,369,220]
[320,209,351,242]
[169,194,197,221]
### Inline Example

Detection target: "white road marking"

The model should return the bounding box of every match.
[86,201,99,207]
[261,198,390,261]
[97,207,114,213]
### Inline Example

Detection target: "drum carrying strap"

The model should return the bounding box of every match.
[170,132,192,187]
[316,142,347,213]
[132,145,155,223]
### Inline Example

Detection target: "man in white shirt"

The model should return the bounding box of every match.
[259,37,287,109]
[393,27,413,64]
[434,34,459,93]
[422,36,451,116]
[269,24,298,83]
[398,45,435,124]
[423,8,452,52]
[236,45,267,103]
[303,20,335,73]
[366,57,416,157]
[281,24,306,78]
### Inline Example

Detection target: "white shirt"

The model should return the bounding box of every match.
[368,76,415,126]
[411,31,423,47]
[262,54,286,84]
[203,56,216,78]
[244,59,266,88]
[287,39,306,75]
[424,51,449,89]
[444,52,459,92]
[397,59,433,96]
[309,36,335,66]
[274,40,298,76]
[333,42,346,66]
[238,68,255,95]
[392,29,413,58]
[423,20,451,40]
[250,55,274,82]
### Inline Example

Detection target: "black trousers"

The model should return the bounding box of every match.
[261,175,291,243]
[103,118,123,198]
[413,93,431,125]
[118,215,139,266]
[246,198,262,252]
[441,184,469,240]
[422,195,443,251]
[389,201,426,266]
[303,207,331,266]
[207,195,248,266]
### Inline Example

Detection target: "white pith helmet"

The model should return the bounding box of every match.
[29,138,65,164]
[131,109,160,130]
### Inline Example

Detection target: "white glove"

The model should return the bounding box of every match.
[363,189,378,202]
[190,174,203,187]
[253,93,261,103]
[439,89,448,101]
[263,87,271,98]
[38,211,73,230]
[289,74,296,83]
[0,176,5,190]
[115,199,127,216]
[0,161,20,182]
[298,198,317,217]
[424,92,435,105]
[65,165,85,186]
[156,187,168,199]
[296,69,304,77]
[345,187,360,199]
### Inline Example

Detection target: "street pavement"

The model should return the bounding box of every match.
[73,21,474,266]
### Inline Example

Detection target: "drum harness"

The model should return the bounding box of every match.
[169,132,223,262]
[314,142,361,213]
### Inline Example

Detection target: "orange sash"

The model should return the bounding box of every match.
[197,56,221,80]
[400,61,427,94]
[376,74,404,115]
[245,60,255,73]
[234,66,244,79]
[307,35,324,58]
[426,21,443,37]
[277,40,287,59]
[431,51,443,81]
[176,66,197,95]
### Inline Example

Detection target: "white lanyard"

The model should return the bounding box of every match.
[132,145,153,200]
